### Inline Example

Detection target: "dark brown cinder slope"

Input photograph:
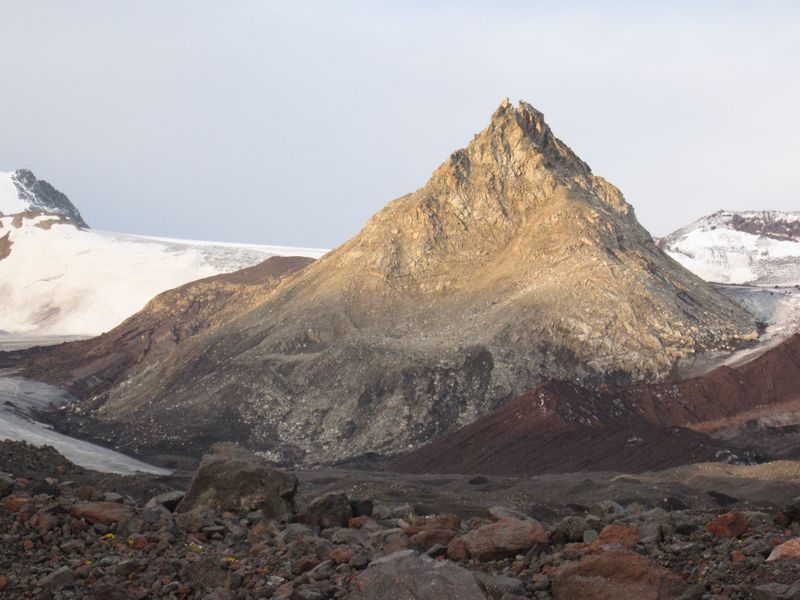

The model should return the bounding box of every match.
[391,334,800,475]
[8,100,756,465]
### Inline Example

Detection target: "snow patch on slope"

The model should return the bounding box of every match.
[0,171,28,215]
[661,210,800,286]
[0,213,327,337]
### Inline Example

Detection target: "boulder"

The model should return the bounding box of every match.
[351,550,486,600]
[176,443,297,519]
[69,501,132,526]
[552,549,686,600]
[550,516,588,545]
[447,516,548,561]
[302,492,352,529]
[145,490,185,512]
[767,538,800,562]
[0,472,15,498]
[705,512,749,538]
[775,497,800,528]
[405,514,461,551]
[593,522,641,548]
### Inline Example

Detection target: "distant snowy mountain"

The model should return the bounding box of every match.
[659,210,800,286]
[0,171,326,337]
[0,169,87,227]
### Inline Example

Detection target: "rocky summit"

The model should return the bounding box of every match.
[0,169,87,227]
[9,100,757,465]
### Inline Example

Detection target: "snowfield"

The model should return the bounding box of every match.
[660,210,800,286]
[0,172,29,215]
[0,213,326,337]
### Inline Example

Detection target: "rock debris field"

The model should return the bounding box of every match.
[2,441,800,599]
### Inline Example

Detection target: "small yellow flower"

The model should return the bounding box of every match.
[226,556,237,565]
[101,533,116,541]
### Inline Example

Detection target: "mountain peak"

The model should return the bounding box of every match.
[490,98,548,137]
[16,100,758,466]
[0,169,88,228]
[355,100,634,290]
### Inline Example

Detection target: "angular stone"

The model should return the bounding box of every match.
[705,512,749,538]
[752,583,800,600]
[328,546,353,565]
[0,473,15,498]
[447,516,548,561]
[41,566,75,590]
[767,537,800,562]
[590,500,625,518]
[550,516,587,545]
[0,494,31,512]
[302,492,352,529]
[593,522,641,548]
[552,549,686,600]
[70,501,132,526]
[405,514,461,551]
[487,506,529,521]
[351,550,485,600]
[177,443,297,520]
[473,572,527,599]
[145,490,186,512]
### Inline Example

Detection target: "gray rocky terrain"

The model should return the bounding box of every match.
[2,441,800,599]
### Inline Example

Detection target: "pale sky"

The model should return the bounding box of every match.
[1,1,798,247]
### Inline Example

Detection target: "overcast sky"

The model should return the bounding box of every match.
[1,2,798,247]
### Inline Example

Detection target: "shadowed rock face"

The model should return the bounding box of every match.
[391,334,800,476]
[10,100,756,465]
[5,170,87,227]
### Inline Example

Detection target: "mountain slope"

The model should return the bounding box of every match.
[391,333,800,475]
[12,100,757,465]
[0,212,325,337]
[6,255,314,457]
[659,210,800,286]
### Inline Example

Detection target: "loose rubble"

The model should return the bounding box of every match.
[2,441,800,599]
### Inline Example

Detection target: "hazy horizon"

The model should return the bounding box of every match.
[1,1,798,247]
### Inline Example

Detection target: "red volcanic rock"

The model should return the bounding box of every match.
[329,546,354,565]
[552,549,686,600]
[1,495,31,512]
[593,523,641,548]
[69,501,132,526]
[348,516,373,529]
[447,517,548,561]
[767,538,800,561]
[405,514,462,551]
[705,512,750,538]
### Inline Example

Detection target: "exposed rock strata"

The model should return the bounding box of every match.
[2,169,88,227]
[392,334,800,476]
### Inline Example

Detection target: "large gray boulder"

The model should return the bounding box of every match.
[176,443,296,520]
[351,550,486,600]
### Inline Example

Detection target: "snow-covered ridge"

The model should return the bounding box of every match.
[659,210,800,286]
[0,213,327,337]
[0,169,87,227]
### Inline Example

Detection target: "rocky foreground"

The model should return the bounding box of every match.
[2,441,800,599]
